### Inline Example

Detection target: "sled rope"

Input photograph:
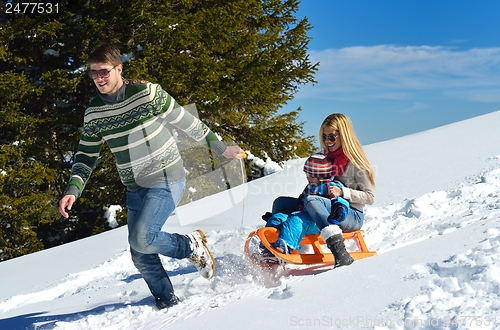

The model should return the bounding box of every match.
[239,153,246,231]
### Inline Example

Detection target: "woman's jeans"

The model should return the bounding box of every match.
[127,177,187,302]
[272,195,364,232]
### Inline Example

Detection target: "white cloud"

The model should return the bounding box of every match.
[301,45,500,102]
[399,102,431,113]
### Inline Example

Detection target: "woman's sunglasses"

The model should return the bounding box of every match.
[322,134,338,142]
[88,65,117,79]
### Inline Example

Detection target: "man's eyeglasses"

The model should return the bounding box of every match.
[88,65,117,79]
[322,134,338,142]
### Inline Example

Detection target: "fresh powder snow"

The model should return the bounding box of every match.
[1,111,500,329]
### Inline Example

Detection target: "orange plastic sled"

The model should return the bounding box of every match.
[244,227,376,265]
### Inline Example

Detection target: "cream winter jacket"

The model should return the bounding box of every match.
[337,163,375,210]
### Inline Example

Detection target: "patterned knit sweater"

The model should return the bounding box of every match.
[65,80,226,198]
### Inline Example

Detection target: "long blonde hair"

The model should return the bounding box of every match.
[320,113,375,186]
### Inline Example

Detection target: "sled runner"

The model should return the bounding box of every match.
[245,227,376,265]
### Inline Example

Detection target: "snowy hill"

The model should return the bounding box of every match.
[1,110,500,329]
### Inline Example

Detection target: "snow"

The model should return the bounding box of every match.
[43,49,60,57]
[103,205,122,229]
[245,150,284,176]
[2,110,500,329]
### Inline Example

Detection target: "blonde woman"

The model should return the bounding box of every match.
[270,113,375,267]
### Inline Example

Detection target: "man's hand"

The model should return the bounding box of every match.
[222,145,246,159]
[59,194,76,218]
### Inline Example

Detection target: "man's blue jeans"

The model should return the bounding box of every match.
[127,177,188,302]
[272,196,364,232]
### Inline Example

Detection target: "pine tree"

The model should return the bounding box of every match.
[123,0,318,162]
[0,0,317,260]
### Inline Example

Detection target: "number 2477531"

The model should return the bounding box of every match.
[4,3,59,14]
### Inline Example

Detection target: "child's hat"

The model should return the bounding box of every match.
[303,154,333,179]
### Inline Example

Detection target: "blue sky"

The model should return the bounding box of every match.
[282,0,500,146]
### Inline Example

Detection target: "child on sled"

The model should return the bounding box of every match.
[257,154,350,263]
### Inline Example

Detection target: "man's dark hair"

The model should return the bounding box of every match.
[87,43,122,66]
